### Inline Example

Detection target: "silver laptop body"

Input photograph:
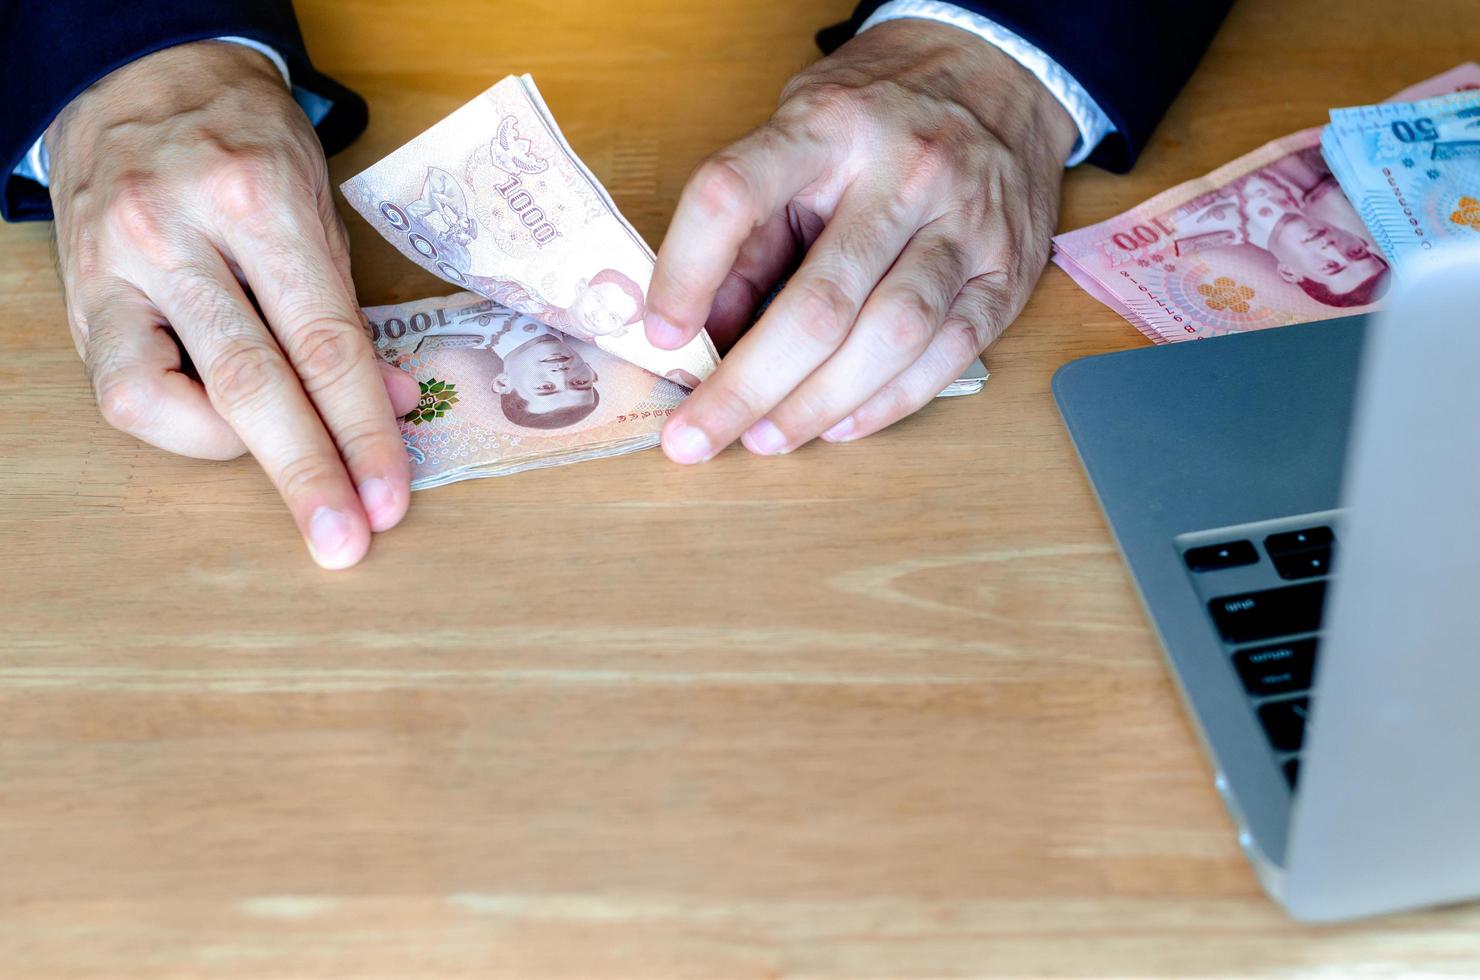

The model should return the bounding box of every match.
[1053,251,1480,922]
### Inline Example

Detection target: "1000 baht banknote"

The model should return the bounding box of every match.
[343,74,718,388]
[363,292,687,489]
[1053,63,1480,344]
[1323,89,1480,271]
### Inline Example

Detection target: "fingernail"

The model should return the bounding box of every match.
[821,416,856,442]
[741,418,789,456]
[358,477,399,532]
[307,506,356,569]
[664,422,713,464]
[645,313,686,349]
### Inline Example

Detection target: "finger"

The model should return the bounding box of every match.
[315,186,423,422]
[151,257,372,570]
[222,210,412,536]
[823,274,1015,443]
[704,203,825,353]
[660,186,921,464]
[378,360,421,418]
[742,220,972,454]
[316,179,357,299]
[702,210,802,353]
[312,181,419,420]
[646,122,832,349]
[82,279,247,459]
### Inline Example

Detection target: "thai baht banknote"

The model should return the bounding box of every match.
[1053,63,1480,344]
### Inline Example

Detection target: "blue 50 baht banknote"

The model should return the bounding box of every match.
[1323,88,1480,272]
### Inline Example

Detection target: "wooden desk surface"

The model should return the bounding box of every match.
[4,0,1480,975]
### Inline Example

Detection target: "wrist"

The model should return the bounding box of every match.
[866,18,1080,167]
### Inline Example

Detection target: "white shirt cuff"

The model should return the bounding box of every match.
[858,0,1115,166]
[13,37,291,189]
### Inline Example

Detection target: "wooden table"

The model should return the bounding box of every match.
[4,0,1480,974]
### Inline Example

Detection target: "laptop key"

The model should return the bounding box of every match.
[1234,638,1317,696]
[1283,758,1300,789]
[1184,540,1259,572]
[1271,546,1333,580]
[1258,697,1310,753]
[1264,526,1334,556]
[1208,581,1327,644]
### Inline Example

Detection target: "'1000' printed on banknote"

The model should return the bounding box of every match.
[342,74,719,388]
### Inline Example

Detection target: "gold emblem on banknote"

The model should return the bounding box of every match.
[1197,276,1257,313]
[1450,196,1480,232]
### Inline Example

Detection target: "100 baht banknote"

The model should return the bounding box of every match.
[1053,63,1480,344]
[343,74,718,388]
[1323,89,1480,272]
[364,292,687,489]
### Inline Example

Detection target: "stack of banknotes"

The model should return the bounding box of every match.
[1053,63,1480,344]
[344,75,986,490]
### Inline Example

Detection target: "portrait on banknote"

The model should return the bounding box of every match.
[1053,138,1393,344]
[363,292,687,487]
[1053,62,1480,344]
[386,309,605,432]
[1171,146,1390,309]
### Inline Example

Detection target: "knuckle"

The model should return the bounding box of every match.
[943,313,990,359]
[923,235,970,281]
[787,81,860,124]
[291,320,363,393]
[789,277,855,348]
[208,152,277,222]
[776,387,833,431]
[896,123,982,209]
[103,176,168,253]
[95,373,156,434]
[690,157,755,222]
[274,452,342,507]
[874,293,937,355]
[332,419,400,467]
[696,379,767,429]
[899,136,953,194]
[855,381,917,433]
[207,341,284,417]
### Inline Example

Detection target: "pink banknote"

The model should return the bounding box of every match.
[343,74,719,387]
[363,292,687,489]
[1053,63,1480,343]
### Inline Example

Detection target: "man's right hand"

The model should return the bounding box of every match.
[47,40,419,569]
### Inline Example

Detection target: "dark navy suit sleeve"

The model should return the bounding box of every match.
[819,1,1236,172]
[1,0,367,222]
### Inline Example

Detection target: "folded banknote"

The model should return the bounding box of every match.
[1053,63,1480,344]
[1323,89,1480,272]
[343,74,719,388]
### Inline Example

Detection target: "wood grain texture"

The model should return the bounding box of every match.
[4,0,1480,975]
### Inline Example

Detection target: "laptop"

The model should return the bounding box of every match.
[1052,248,1480,922]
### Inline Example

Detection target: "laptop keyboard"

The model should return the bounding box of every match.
[1179,518,1338,791]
